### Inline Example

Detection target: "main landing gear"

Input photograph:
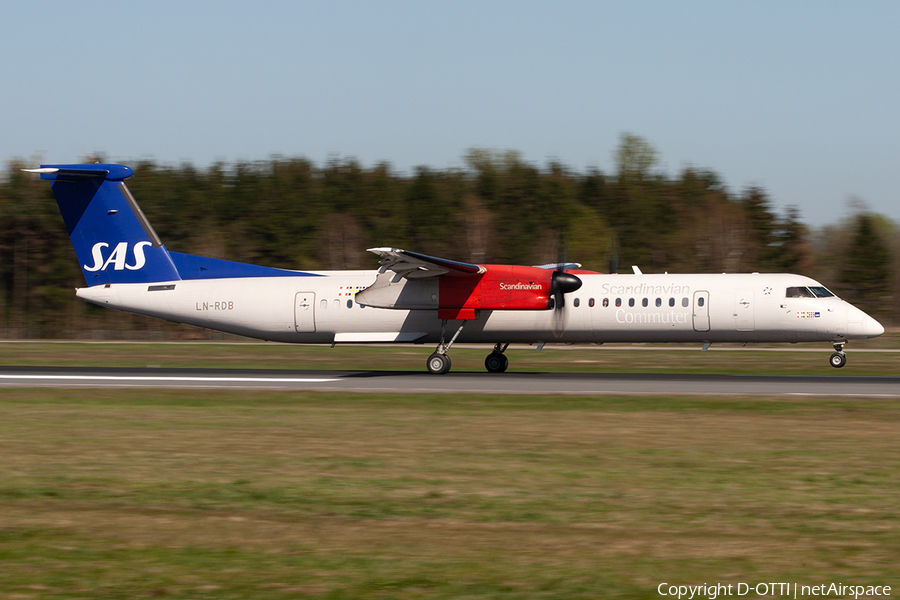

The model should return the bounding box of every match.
[484,343,509,373]
[426,321,512,375]
[829,342,847,369]
[426,319,467,374]
[427,352,452,374]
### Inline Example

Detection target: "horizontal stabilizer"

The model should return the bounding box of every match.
[22,164,134,181]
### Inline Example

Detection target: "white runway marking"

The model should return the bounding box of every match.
[3,369,898,397]
[0,375,339,384]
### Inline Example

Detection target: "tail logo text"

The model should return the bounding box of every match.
[84,241,153,272]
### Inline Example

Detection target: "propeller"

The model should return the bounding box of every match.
[549,235,582,337]
[551,270,582,309]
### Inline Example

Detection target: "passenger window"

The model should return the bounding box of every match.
[602,298,608,308]
[628,298,635,307]
[615,298,622,307]
[656,298,662,307]
[669,298,675,307]
[682,297,689,307]
[320,299,327,309]
[786,286,815,298]
[574,298,580,308]
[641,298,647,307]
[589,298,595,308]
[698,297,705,307]
[333,299,340,309]
[347,299,353,309]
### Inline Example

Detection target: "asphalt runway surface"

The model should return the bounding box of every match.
[1,366,899,397]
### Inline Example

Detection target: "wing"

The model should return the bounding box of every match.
[367,247,485,279]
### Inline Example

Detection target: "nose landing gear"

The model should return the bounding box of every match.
[829,342,847,369]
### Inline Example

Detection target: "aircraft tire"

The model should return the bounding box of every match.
[829,352,847,368]
[484,352,508,373]
[427,353,451,374]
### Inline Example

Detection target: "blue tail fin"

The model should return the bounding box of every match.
[27,164,181,285]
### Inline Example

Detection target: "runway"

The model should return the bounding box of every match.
[1,366,899,397]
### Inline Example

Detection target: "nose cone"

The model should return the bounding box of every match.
[844,303,886,339]
[866,314,885,337]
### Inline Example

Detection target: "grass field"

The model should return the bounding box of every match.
[1,388,899,599]
[1,342,898,597]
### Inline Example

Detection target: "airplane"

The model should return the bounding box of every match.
[25,163,885,373]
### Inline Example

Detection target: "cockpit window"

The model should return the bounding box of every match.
[808,286,835,298]
[786,286,815,298]
[786,286,836,298]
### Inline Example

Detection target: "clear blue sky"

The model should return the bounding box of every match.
[2,1,897,226]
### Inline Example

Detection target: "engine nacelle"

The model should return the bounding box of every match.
[439,265,552,310]
[355,265,555,314]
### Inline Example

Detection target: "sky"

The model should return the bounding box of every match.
[2,1,898,227]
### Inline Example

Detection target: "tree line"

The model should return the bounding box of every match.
[1,135,895,337]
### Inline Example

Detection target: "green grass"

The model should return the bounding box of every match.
[1,390,899,598]
[0,338,898,374]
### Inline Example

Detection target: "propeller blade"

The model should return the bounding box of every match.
[549,231,582,336]
[556,233,568,273]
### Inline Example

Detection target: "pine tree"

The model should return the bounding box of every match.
[839,214,891,311]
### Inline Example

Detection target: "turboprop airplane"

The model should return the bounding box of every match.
[26,163,884,373]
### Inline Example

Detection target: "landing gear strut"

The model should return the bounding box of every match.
[426,319,467,374]
[485,343,509,373]
[829,342,847,369]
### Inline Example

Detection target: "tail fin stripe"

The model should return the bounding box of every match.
[120,183,163,248]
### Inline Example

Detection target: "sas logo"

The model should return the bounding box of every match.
[797,311,820,319]
[84,241,153,272]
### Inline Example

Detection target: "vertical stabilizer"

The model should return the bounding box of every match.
[25,164,181,285]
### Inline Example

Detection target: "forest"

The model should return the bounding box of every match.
[1,135,896,338]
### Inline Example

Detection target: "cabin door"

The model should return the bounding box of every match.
[294,292,316,333]
[734,289,755,331]
[692,290,710,332]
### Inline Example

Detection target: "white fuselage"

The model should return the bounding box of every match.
[75,271,884,346]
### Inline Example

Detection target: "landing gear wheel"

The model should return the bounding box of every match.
[829,352,847,369]
[427,353,452,374]
[484,352,509,373]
